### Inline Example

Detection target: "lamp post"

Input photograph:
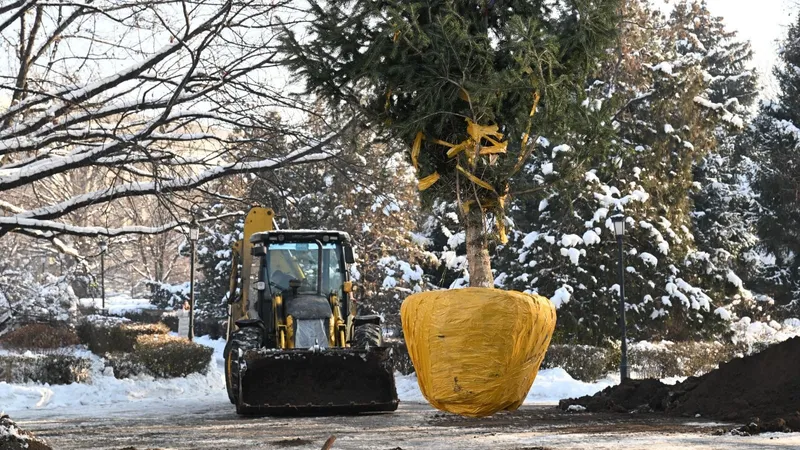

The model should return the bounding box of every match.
[188,220,199,341]
[611,214,629,382]
[98,240,108,311]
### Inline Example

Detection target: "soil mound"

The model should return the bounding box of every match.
[0,414,52,450]
[560,337,800,428]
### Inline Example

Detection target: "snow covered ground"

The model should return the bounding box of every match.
[5,315,800,418]
[2,335,619,417]
[1,335,226,416]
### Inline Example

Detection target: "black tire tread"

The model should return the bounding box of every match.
[225,326,263,405]
[352,323,382,349]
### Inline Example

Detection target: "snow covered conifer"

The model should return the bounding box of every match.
[492,0,755,343]
[747,12,800,313]
[282,0,621,287]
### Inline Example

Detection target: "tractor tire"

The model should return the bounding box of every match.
[224,326,263,405]
[352,323,383,349]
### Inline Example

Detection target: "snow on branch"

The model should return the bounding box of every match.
[0,0,349,241]
[0,210,245,239]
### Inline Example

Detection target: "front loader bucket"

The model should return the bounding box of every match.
[237,347,399,415]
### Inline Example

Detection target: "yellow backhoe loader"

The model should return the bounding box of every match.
[223,207,399,415]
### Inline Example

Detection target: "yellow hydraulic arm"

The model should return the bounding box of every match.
[226,207,274,336]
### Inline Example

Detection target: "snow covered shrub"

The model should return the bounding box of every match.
[0,354,91,385]
[0,270,78,326]
[130,334,212,378]
[540,345,616,382]
[729,317,800,355]
[104,352,151,379]
[146,280,189,310]
[628,340,735,378]
[77,320,169,355]
[0,324,80,351]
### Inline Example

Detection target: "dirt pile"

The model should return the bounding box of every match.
[0,414,52,450]
[560,337,800,429]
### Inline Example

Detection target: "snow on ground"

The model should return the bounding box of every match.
[3,332,617,416]
[78,293,155,315]
[1,335,227,415]
[395,368,618,405]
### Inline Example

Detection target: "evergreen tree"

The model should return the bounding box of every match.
[282,0,621,287]
[489,0,757,343]
[685,0,767,318]
[748,12,800,314]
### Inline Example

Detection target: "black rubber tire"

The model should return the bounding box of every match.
[223,338,235,404]
[224,326,263,405]
[352,323,383,349]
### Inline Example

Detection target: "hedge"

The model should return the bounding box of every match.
[77,319,169,355]
[106,335,213,379]
[0,324,80,352]
[0,354,92,385]
[541,344,616,382]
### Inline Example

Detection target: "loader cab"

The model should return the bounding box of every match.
[249,230,357,349]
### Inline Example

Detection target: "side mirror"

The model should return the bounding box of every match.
[252,245,267,257]
[343,245,355,264]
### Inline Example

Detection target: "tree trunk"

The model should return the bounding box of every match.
[464,206,493,287]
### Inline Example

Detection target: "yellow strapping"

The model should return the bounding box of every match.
[479,136,508,155]
[456,165,495,192]
[466,119,503,142]
[411,132,424,169]
[445,141,470,158]
[429,138,454,148]
[418,172,440,191]
[401,288,557,417]
[497,219,508,244]
[520,91,542,153]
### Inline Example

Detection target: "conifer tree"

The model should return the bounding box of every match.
[748,12,800,312]
[282,0,621,287]
[486,0,757,343]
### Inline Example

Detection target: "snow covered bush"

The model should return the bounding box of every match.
[0,324,80,352]
[76,320,169,355]
[0,354,91,385]
[729,317,800,355]
[0,270,78,328]
[127,334,213,379]
[146,280,190,310]
[541,345,616,382]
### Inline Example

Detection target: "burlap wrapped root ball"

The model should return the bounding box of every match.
[401,287,557,417]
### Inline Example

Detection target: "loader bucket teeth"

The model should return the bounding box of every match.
[236,347,399,415]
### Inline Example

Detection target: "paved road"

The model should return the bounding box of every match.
[14,401,800,450]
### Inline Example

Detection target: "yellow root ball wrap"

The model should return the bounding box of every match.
[401,288,556,417]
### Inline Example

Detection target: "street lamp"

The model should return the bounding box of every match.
[611,214,629,382]
[188,220,199,341]
[98,240,108,311]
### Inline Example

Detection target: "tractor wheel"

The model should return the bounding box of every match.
[352,323,383,349]
[224,326,263,405]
